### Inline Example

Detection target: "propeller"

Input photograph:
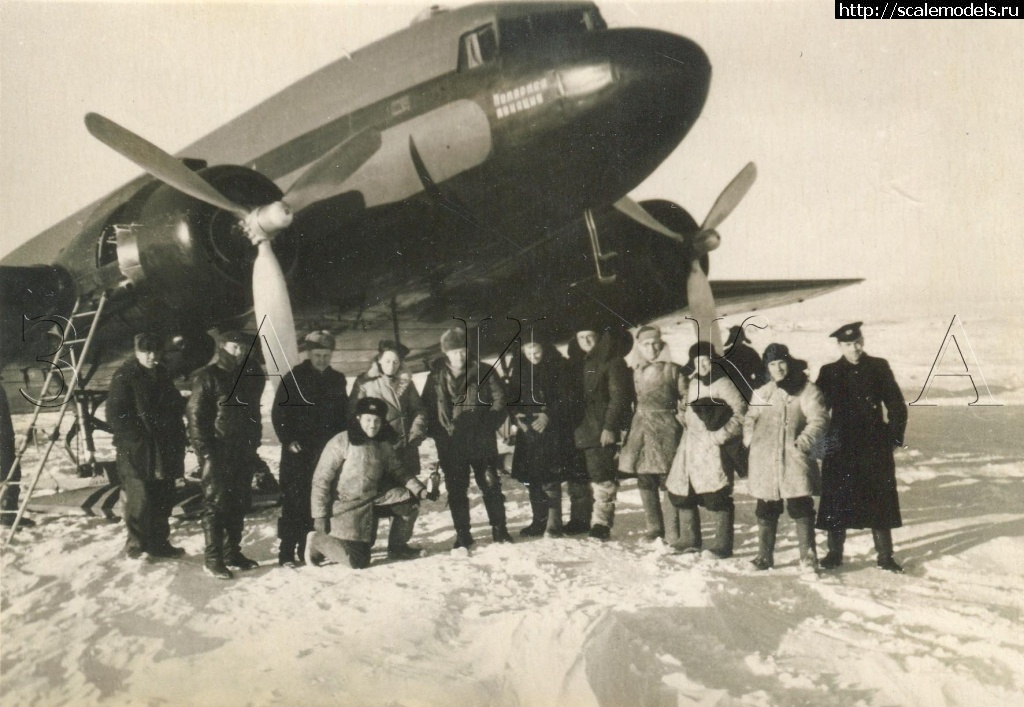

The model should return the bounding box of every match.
[614,162,757,354]
[84,112,380,371]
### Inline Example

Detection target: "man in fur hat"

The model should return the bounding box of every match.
[306,396,428,569]
[272,330,348,566]
[565,322,634,540]
[422,326,512,551]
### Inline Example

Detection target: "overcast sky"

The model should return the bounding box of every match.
[2,1,1022,321]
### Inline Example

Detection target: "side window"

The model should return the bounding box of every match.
[459,24,497,70]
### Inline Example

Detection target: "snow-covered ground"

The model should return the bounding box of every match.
[2,313,1022,706]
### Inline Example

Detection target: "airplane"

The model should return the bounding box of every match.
[1,2,859,497]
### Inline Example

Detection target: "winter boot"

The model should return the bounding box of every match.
[277,517,296,566]
[203,518,233,580]
[480,469,509,531]
[221,512,258,569]
[492,525,515,543]
[588,524,611,540]
[638,485,665,542]
[387,501,422,558]
[872,528,904,573]
[795,518,819,572]
[564,480,593,534]
[544,504,564,538]
[521,484,548,536]
[452,530,475,551]
[820,529,846,570]
[662,495,680,547]
[671,507,702,554]
[751,516,778,570]
[706,506,735,559]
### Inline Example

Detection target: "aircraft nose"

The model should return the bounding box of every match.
[606,29,711,142]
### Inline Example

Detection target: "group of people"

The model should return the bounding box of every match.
[104,318,908,579]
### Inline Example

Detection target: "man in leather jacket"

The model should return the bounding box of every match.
[186,331,265,579]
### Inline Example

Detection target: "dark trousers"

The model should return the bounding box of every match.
[668,484,733,512]
[277,450,317,561]
[755,497,815,521]
[201,452,254,562]
[122,475,176,552]
[442,457,506,535]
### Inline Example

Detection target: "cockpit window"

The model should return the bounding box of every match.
[459,24,498,70]
[499,9,606,56]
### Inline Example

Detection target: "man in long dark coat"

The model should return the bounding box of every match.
[816,322,907,573]
[565,324,634,541]
[106,333,187,560]
[720,324,766,404]
[1,385,34,530]
[187,331,265,579]
[272,330,348,566]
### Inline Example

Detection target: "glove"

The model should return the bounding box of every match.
[599,429,617,447]
[314,517,330,535]
[425,470,441,502]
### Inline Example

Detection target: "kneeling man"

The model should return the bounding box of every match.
[307,397,428,569]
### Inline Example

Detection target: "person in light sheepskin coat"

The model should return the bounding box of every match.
[618,325,688,543]
[349,339,427,482]
[665,341,747,557]
[743,343,830,571]
[306,397,428,569]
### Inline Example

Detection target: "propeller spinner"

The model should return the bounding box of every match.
[614,162,757,353]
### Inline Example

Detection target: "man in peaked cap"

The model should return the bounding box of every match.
[815,322,908,573]
[106,332,187,560]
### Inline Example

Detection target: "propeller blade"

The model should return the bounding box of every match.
[252,241,299,375]
[700,161,757,232]
[85,113,248,219]
[687,259,723,354]
[283,129,382,213]
[613,197,685,243]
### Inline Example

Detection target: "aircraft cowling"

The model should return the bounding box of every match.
[105,164,297,333]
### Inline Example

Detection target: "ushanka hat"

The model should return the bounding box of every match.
[301,330,336,351]
[133,333,163,353]
[353,396,388,419]
[728,325,751,345]
[218,330,254,346]
[440,327,467,353]
[636,325,662,342]
[829,322,863,342]
[763,342,808,372]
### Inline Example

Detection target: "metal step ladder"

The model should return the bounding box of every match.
[1,292,109,547]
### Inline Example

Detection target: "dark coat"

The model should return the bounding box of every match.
[815,353,907,530]
[507,346,573,485]
[187,349,265,459]
[272,359,348,488]
[721,342,767,403]
[566,332,634,450]
[107,358,187,482]
[422,357,507,464]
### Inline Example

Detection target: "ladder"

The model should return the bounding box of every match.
[1,292,109,547]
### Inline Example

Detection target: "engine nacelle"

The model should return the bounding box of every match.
[100,165,297,334]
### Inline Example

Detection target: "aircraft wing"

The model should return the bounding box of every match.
[708,278,862,316]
